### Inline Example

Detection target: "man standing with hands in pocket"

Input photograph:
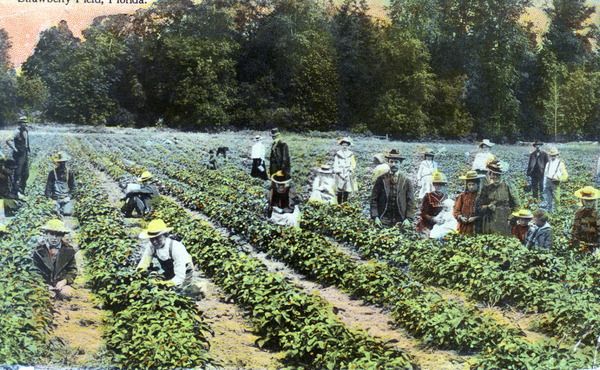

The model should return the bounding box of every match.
[370,149,415,229]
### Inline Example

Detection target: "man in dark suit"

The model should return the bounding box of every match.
[269,128,290,178]
[370,149,415,228]
[32,219,77,299]
[526,140,549,199]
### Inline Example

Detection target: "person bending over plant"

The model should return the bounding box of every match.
[45,151,77,216]
[137,219,204,298]
[31,219,77,300]
[121,171,159,218]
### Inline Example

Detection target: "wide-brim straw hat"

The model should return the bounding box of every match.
[138,171,153,182]
[338,137,352,146]
[139,219,173,239]
[548,147,560,156]
[385,149,405,160]
[422,147,435,157]
[459,170,485,181]
[574,186,600,200]
[52,151,71,162]
[270,170,291,185]
[431,170,448,184]
[512,209,534,219]
[479,139,495,148]
[41,219,70,234]
[317,164,333,174]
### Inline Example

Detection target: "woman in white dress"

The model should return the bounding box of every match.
[333,137,357,204]
[416,148,438,200]
[309,164,337,205]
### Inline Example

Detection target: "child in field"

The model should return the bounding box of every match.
[416,148,438,200]
[511,209,533,243]
[453,170,484,235]
[524,210,552,250]
[417,170,447,235]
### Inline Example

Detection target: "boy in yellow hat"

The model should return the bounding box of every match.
[45,151,77,216]
[571,186,600,253]
[510,209,533,243]
[121,171,159,218]
[31,219,77,299]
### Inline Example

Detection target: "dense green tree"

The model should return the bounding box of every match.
[544,0,598,66]
[16,75,48,115]
[0,28,17,126]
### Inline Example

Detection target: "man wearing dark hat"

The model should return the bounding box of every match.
[476,160,520,236]
[370,149,415,228]
[45,151,77,216]
[526,140,549,199]
[269,128,291,178]
[6,116,30,195]
[32,219,77,299]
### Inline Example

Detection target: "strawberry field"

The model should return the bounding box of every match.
[2,126,600,369]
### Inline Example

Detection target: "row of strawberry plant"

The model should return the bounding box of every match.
[68,147,213,370]
[300,202,600,345]
[78,139,419,368]
[92,139,542,356]
[0,146,58,364]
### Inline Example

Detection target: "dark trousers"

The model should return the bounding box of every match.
[122,195,151,217]
[337,191,349,204]
[530,174,544,199]
[14,155,28,193]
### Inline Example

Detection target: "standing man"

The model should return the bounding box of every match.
[476,160,520,236]
[472,139,495,175]
[543,147,568,212]
[269,128,290,178]
[0,155,21,218]
[31,219,77,299]
[333,137,357,204]
[45,151,77,216]
[453,170,484,235]
[571,186,600,253]
[526,140,549,200]
[250,135,268,180]
[6,116,30,195]
[370,149,415,228]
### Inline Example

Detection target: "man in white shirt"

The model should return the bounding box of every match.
[137,219,202,297]
[472,139,495,174]
[250,135,267,180]
[543,147,568,212]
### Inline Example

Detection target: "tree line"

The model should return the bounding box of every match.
[0,0,598,141]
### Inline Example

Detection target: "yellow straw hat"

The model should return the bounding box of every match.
[511,209,534,219]
[41,219,70,234]
[139,219,173,239]
[459,170,485,181]
[574,186,600,200]
[548,147,560,156]
[138,171,153,182]
[431,170,448,184]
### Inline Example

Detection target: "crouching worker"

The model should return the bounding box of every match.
[45,152,76,216]
[122,171,159,218]
[32,219,77,299]
[266,170,301,227]
[137,219,204,298]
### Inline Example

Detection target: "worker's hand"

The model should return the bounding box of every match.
[467,217,477,223]
[374,217,382,227]
[55,279,67,290]
[402,219,412,228]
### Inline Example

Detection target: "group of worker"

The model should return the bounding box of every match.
[252,131,600,254]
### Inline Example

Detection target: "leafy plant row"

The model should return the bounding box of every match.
[78,138,419,369]
[300,202,600,345]
[91,140,540,356]
[68,147,212,370]
[0,147,59,364]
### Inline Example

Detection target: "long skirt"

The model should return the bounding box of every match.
[251,158,268,180]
